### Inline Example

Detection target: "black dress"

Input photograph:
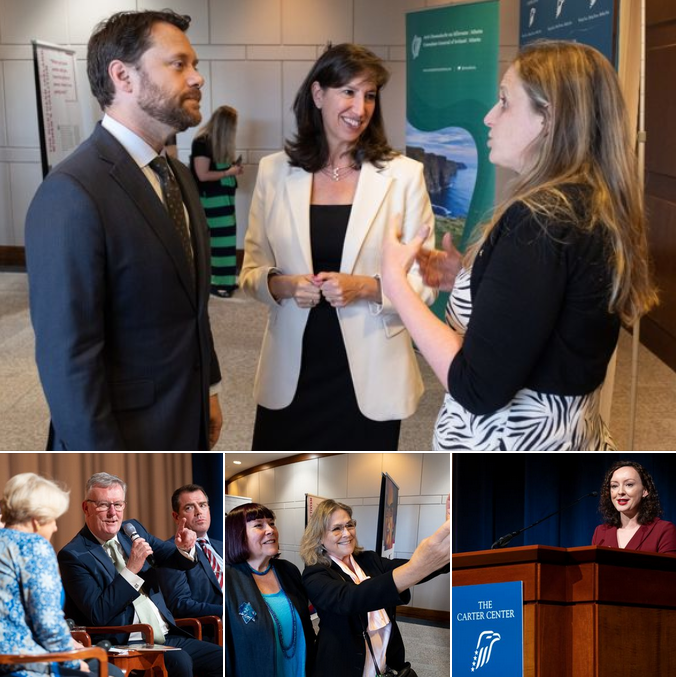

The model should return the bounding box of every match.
[252,204,401,451]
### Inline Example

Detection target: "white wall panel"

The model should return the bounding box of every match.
[210,60,282,150]
[351,503,379,552]
[354,0,424,46]
[393,502,419,553]
[210,0,281,45]
[65,0,133,45]
[281,60,312,147]
[259,466,275,505]
[282,0,353,45]
[421,451,451,496]
[418,502,447,541]
[0,0,68,44]
[347,452,382,498]
[0,163,12,244]
[9,161,42,246]
[275,457,317,503]
[381,60,406,152]
[383,452,422,496]
[0,64,6,146]
[140,0,210,45]
[318,453,348,499]
[4,60,39,147]
[410,571,450,610]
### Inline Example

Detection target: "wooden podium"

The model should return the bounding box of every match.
[453,545,676,677]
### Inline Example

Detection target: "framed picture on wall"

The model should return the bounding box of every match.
[376,473,399,559]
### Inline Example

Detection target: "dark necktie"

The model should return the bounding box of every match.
[198,537,224,589]
[148,156,194,275]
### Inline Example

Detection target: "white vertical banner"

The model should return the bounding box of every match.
[32,40,84,176]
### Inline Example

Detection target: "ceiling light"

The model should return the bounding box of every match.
[233,460,242,465]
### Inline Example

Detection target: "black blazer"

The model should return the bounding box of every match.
[302,551,409,677]
[224,559,316,677]
[57,520,196,645]
[302,551,449,677]
[25,123,221,450]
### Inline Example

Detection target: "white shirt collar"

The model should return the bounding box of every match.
[102,113,160,169]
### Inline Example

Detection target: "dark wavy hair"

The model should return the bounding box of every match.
[598,460,662,526]
[87,10,191,109]
[224,502,280,564]
[284,42,396,172]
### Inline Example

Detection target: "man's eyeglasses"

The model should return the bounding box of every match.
[329,520,357,535]
[86,500,126,512]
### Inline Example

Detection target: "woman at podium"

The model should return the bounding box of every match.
[592,461,676,554]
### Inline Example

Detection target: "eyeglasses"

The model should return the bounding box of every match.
[329,520,357,535]
[86,500,126,512]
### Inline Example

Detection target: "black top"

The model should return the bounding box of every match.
[449,190,620,415]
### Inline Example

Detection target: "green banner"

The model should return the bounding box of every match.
[406,1,499,253]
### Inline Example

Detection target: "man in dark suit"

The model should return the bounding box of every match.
[25,9,222,451]
[159,484,223,624]
[58,473,222,677]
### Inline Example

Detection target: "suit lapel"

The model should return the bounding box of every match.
[82,525,118,582]
[285,168,314,272]
[93,126,197,309]
[341,162,391,274]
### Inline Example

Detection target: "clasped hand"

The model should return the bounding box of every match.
[292,272,364,308]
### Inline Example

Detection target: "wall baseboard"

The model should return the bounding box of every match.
[0,246,26,267]
[396,605,450,626]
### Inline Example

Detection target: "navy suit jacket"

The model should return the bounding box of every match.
[58,519,196,645]
[25,123,221,450]
[158,535,223,618]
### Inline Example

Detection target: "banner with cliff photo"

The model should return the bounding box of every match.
[520,0,617,63]
[406,2,499,256]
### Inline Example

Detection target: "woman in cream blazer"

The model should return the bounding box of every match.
[241,43,435,450]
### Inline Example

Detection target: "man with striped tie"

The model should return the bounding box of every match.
[159,484,223,632]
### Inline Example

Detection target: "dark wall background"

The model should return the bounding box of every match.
[192,453,224,539]
[452,453,676,553]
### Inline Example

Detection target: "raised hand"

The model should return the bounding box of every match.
[417,231,462,291]
[175,516,196,552]
[381,214,430,297]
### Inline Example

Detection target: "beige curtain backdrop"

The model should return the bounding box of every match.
[0,452,193,551]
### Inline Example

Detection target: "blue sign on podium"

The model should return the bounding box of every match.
[452,581,523,676]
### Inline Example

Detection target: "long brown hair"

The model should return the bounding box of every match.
[467,40,657,326]
[285,43,396,172]
[194,105,238,165]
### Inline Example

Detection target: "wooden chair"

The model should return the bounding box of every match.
[0,647,108,677]
[71,624,166,677]
[175,616,223,646]
[71,623,154,647]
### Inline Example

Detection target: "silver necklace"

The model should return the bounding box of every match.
[320,163,357,181]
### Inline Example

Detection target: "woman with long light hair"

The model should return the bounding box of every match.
[382,40,658,451]
[191,105,243,298]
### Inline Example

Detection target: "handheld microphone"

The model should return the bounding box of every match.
[491,490,598,549]
[122,522,156,567]
[95,640,112,652]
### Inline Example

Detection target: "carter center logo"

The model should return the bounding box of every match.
[471,630,501,671]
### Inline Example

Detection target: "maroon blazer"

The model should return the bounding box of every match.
[592,517,676,554]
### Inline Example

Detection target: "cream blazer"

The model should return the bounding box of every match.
[241,151,436,421]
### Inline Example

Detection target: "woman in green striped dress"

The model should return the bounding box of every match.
[190,105,243,298]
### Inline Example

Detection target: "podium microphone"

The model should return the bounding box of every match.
[122,522,156,567]
[491,490,598,549]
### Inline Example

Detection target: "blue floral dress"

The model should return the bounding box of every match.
[0,529,78,677]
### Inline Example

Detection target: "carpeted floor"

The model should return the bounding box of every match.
[1,271,675,451]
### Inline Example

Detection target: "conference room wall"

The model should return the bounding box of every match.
[227,452,451,612]
[0,452,219,551]
[0,0,520,249]
[452,453,676,554]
